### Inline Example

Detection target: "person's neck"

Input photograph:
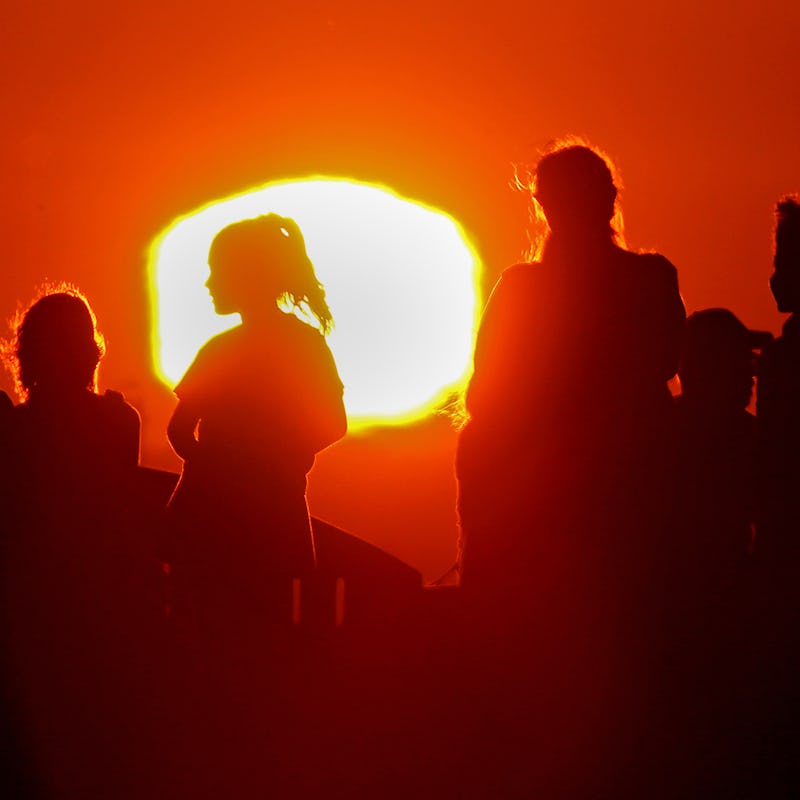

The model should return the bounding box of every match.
[240,303,283,328]
[543,231,617,262]
[28,385,92,405]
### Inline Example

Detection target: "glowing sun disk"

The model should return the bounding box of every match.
[149,178,481,430]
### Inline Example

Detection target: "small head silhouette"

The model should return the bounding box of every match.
[534,144,619,240]
[11,289,104,400]
[207,214,333,333]
[679,308,760,412]
[771,195,800,313]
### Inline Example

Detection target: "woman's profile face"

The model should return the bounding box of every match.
[205,255,240,316]
[207,224,285,316]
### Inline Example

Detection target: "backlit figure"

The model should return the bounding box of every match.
[1,288,144,797]
[458,142,685,594]
[6,289,140,513]
[757,196,800,567]
[673,308,763,580]
[454,141,686,797]
[165,214,346,631]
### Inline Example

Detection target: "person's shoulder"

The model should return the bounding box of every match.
[489,262,543,298]
[101,388,136,408]
[619,249,682,301]
[761,323,800,376]
[781,313,800,343]
[96,389,141,425]
[625,248,678,276]
[186,326,244,371]
[199,325,243,354]
[499,262,541,283]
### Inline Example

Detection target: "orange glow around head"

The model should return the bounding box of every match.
[148,178,481,430]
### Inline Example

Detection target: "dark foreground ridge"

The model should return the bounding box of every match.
[1,482,799,799]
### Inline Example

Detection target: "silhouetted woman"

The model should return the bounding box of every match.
[3,289,141,613]
[7,290,140,490]
[459,142,685,593]
[455,141,685,797]
[1,288,148,798]
[165,214,346,631]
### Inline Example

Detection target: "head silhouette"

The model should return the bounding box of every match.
[771,195,800,313]
[679,308,755,412]
[12,290,104,400]
[207,214,333,333]
[534,144,619,241]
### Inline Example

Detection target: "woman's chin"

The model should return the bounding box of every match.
[211,299,233,315]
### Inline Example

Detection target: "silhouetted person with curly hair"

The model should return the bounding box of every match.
[7,291,140,494]
[0,288,154,798]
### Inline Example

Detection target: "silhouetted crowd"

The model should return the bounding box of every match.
[1,143,799,799]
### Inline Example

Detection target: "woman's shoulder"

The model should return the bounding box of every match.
[484,262,551,310]
[11,390,140,446]
[99,388,138,410]
[182,326,245,376]
[613,248,681,302]
[622,247,678,276]
[198,325,244,355]
[488,262,542,297]
[499,261,542,282]
[89,389,141,425]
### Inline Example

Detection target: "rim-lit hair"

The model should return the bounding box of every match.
[209,214,334,335]
[515,136,626,260]
[4,285,105,401]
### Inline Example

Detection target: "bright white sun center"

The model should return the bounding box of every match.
[149,178,480,428]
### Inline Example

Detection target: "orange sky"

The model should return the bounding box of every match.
[2,1,799,579]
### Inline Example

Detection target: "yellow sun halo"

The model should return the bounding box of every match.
[148,178,481,429]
